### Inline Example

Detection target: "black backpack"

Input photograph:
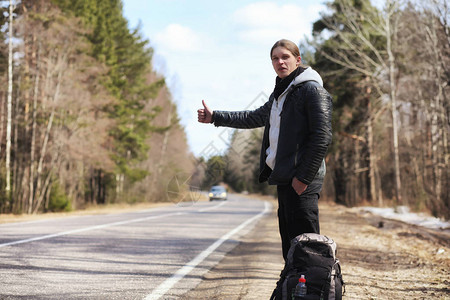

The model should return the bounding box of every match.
[270,233,344,300]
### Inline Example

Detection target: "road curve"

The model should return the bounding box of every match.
[0,194,270,300]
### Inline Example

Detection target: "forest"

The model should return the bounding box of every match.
[0,0,448,219]
[0,0,194,214]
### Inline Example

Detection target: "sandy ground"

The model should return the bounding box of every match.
[182,199,450,300]
[324,203,449,300]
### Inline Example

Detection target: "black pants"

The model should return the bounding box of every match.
[277,180,322,261]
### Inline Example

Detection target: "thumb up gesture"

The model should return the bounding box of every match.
[197,100,213,124]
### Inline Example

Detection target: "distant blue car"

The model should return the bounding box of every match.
[208,186,227,201]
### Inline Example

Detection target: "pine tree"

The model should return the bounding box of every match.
[311,0,387,205]
[53,0,165,200]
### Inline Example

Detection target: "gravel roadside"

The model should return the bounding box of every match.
[181,198,450,300]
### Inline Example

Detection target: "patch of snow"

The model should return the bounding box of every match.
[360,206,450,230]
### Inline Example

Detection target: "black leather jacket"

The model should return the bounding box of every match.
[213,80,332,186]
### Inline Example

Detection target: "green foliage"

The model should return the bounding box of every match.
[310,0,385,205]
[311,0,385,148]
[48,183,72,212]
[52,0,166,198]
[0,5,7,73]
[202,155,227,188]
[0,0,194,215]
[220,129,276,196]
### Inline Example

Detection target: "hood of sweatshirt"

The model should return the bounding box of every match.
[291,66,323,87]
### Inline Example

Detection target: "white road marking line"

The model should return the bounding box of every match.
[0,200,228,248]
[144,201,271,300]
[0,212,184,248]
[198,200,227,212]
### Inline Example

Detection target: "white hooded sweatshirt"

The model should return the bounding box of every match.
[265,67,324,170]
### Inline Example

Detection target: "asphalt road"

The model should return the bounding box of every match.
[0,195,271,300]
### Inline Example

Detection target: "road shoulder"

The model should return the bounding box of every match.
[182,198,450,299]
[181,198,283,300]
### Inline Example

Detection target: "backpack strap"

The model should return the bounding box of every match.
[269,275,283,300]
[270,264,292,300]
[319,267,332,300]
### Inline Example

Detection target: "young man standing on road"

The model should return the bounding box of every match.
[197,39,332,260]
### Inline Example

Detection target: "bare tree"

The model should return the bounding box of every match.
[5,0,13,201]
[28,42,40,213]
[311,0,403,204]
[10,1,115,213]
[385,0,402,204]
[399,0,450,215]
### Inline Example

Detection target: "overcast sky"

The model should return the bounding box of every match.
[122,0,328,157]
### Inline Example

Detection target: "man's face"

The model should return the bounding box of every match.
[271,46,301,79]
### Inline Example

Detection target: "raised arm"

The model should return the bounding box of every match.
[197,97,273,129]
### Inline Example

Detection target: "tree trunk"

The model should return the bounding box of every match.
[353,140,361,205]
[12,74,21,213]
[0,88,5,156]
[160,104,173,168]
[28,43,40,213]
[428,17,444,209]
[367,100,379,205]
[6,0,14,202]
[33,145,62,214]
[152,103,173,190]
[34,53,65,212]
[386,0,402,204]
[90,168,97,205]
